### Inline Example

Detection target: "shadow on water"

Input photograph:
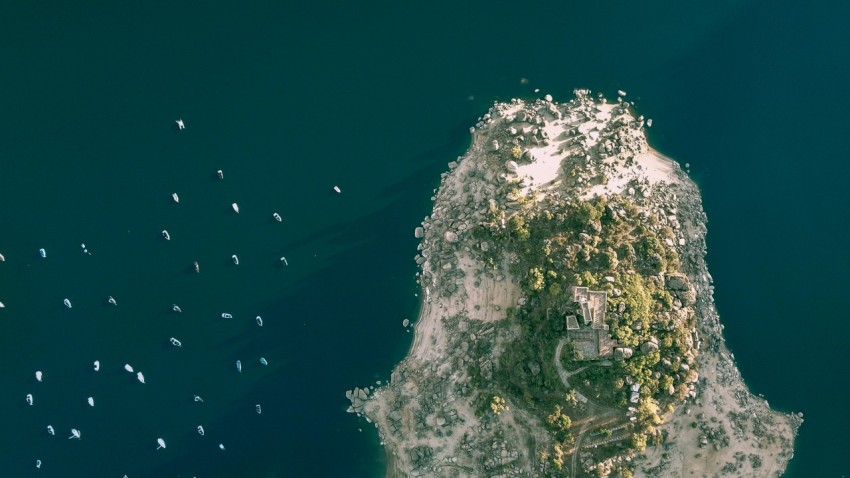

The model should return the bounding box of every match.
[273,119,475,260]
[131,114,476,478]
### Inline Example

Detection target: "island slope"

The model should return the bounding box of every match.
[348,90,801,478]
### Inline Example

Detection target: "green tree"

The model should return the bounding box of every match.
[490,396,509,415]
[509,215,530,242]
[637,397,663,426]
[631,432,647,452]
[528,267,545,291]
[546,405,572,433]
[511,145,523,160]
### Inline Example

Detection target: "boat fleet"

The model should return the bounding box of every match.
[0,118,321,473]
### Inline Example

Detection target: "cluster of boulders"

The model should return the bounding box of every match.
[664,272,697,306]
[346,387,369,415]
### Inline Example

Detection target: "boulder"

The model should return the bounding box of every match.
[640,341,659,354]
[665,273,690,291]
[444,231,459,243]
[505,160,518,173]
[490,140,500,152]
[414,227,424,238]
[614,347,634,361]
[679,288,697,306]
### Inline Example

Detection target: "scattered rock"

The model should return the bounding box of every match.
[614,347,634,361]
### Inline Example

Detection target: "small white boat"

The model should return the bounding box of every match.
[197,426,205,436]
[256,316,263,326]
[137,372,145,384]
[39,248,47,258]
[87,397,94,407]
[108,296,117,305]
[93,360,100,371]
[232,203,239,213]
[333,185,341,193]
[176,119,185,130]
[47,425,55,435]
[36,459,42,469]
[193,395,204,402]
[236,360,242,373]
[219,443,226,450]
[124,364,134,373]
[194,261,200,273]
[259,357,268,366]
[156,438,167,450]
[170,337,182,347]
[64,298,72,309]
[221,313,232,319]
[0,301,4,308]
[173,304,182,313]
[0,252,5,261]
[280,256,288,266]
[162,230,171,241]
[35,371,43,382]
[217,169,224,180]
[273,212,282,222]
[256,404,262,414]
[232,255,239,265]
[26,393,33,406]
[69,429,81,440]
[172,192,180,203]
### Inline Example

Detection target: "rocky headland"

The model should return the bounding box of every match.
[348,90,801,477]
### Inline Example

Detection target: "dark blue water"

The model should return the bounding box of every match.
[0,1,846,476]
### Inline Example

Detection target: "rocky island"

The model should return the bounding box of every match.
[348,89,802,477]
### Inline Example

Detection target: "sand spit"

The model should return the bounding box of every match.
[348,90,800,477]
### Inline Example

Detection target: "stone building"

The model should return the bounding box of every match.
[565,286,618,360]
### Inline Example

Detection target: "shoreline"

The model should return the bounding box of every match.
[383,449,404,478]
[351,91,801,477]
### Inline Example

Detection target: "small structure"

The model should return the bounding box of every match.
[565,286,618,360]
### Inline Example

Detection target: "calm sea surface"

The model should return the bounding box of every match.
[0,1,847,476]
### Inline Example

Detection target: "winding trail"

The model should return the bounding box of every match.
[554,338,623,477]
[554,338,589,403]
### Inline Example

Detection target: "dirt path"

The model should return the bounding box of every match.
[554,338,589,402]
[555,338,627,476]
